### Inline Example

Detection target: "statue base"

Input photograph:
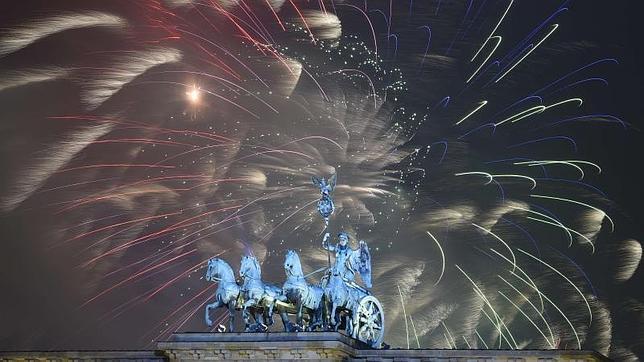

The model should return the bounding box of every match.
[158,332,360,361]
[158,332,609,361]
[0,333,610,361]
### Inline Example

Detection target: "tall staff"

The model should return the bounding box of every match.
[312,174,336,267]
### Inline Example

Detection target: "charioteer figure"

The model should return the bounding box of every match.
[321,231,371,289]
[320,231,379,342]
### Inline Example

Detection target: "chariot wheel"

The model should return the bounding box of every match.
[352,295,384,348]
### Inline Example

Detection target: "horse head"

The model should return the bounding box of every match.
[240,255,261,280]
[284,250,304,277]
[205,258,218,281]
[206,258,234,282]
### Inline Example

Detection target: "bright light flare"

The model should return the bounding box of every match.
[186,85,201,104]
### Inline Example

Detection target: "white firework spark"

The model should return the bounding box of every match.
[0,11,125,57]
[80,47,183,110]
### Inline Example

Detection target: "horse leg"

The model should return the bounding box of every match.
[267,302,275,326]
[311,305,322,331]
[254,310,267,332]
[205,299,222,327]
[278,306,292,332]
[242,299,255,332]
[296,301,304,329]
[308,307,317,331]
[227,302,236,332]
[322,296,331,331]
[330,302,338,331]
[304,304,320,332]
[318,305,325,330]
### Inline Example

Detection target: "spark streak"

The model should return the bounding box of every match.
[530,194,613,231]
[510,271,582,349]
[425,230,445,286]
[471,0,513,62]
[495,24,559,83]
[517,248,593,325]
[455,100,488,125]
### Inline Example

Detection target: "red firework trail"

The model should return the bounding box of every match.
[62,174,210,201]
[57,163,175,173]
[187,177,253,190]
[153,210,262,253]
[65,211,184,244]
[153,141,313,169]
[48,115,236,143]
[104,248,176,278]
[56,189,184,214]
[216,149,316,170]
[81,248,197,308]
[189,1,295,72]
[58,212,127,232]
[153,143,239,165]
[288,0,315,44]
[257,198,319,243]
[143,251,227,302]
[265,0,286,31]
[78,223,144,254]
[141,283,217,344]
[238,1,274,44]
[138,80,261,118]
[175,29,270,88]
[87,138,194,147]
[106,254,221,322]
[37,177,120,195]
[98,260,189,324]
[191,42,242,79]
[208,0,262,46]
[86,200,246,263]
[151,70,279,112]
[169,293,212,335]
[81,205,242,267]
[57,175,243,212]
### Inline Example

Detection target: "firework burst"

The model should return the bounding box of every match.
[0,1,641,359]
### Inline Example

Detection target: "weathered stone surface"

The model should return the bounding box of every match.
[158,332,357,361]
[0,350,165,361]
[0,332,610,361]
[157,333,609,362]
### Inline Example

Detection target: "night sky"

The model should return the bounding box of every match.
[0,1,642,359]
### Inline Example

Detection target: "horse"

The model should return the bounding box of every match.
[204,258,240,332]
[239,255,287,332]
[282,250,324,331]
